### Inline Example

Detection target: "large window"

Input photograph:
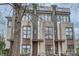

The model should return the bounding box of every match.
[22,26,31,39]
[45,27,53,39]
[22,45,31,55]
[57,15,69,22]
[22,13,32,21]
[38,14,51,21]
[65,27,73,40]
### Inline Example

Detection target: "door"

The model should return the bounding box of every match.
[32,42,38,56]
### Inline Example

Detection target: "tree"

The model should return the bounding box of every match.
[9,3,29,55]
[0,3,34,55]
[0,35,5,55]
[76,47,79,56]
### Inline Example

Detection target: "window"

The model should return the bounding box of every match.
[22,13,32,21]
[38,14,44,21]
[65,27,73,40]
[7,20,12,27]
[57,15,60,22]
[22,45,31,55]
[22,26,31,39]
[38,14,51,21]
[57,15,69,22]
[45,27,53,39]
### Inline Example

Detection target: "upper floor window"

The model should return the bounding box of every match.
[65,27,73,40]
[45,27,53,39]
[57,15,69,22]
[22,13,32,21]
[22,45,31,55]
[22,26,31,39]
[38,14,51,21]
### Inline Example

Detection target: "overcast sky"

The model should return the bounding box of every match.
[0,3,79,39]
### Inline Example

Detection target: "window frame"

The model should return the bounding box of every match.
[56,15,70,22]
[65,27,73,40]
[38,14,51,21]
[22,26,31,39]
[22,44,31,55]
[22,13,32,21]
[45,27,53,39]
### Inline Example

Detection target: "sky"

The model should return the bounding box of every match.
[0,3,79,39]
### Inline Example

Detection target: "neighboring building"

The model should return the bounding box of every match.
[6,4,75,56]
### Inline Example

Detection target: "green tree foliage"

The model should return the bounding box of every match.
[76,47,79,56]
[0,35,5,49]
[0,35,10,56]
[0,35,5,55]
[0,41,5,49]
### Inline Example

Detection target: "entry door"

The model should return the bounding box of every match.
[32,42,38,56]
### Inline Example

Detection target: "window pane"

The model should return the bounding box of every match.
[27,45,31,49]
[8,21,12,27]
[49,28,53,35]
[23,35,26,38]
[49,35,53,39]
[28,27,31,30]
[48,15,51,21]
[69,28,72,31]
[56,15,69,22]
[65,28,68,31]
[57,15,60,22]
[61,16,63,22]
[66,32,69,35]
[45,28,48,34]
[66,16,69,22]
[45,36,48,39]
[65,28,73,39]
[49,28,52,31]
[27,35,31,38]
[28,15,32,20]
[49,31,53,35]
[70,32,72,35]
[22,45,31,55]
[22,14,32,21]
[27,31,31,35]
[23,45,27,49]
[45,27,53,39]
[23,27,27,30]
[23,31,26,34]
[22,16,25,21]
[45,15,47,21]
[22,27,31,39]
